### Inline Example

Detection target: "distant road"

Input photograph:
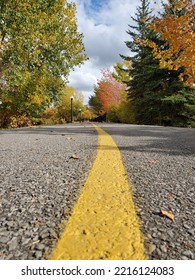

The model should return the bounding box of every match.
[0,123,194,260]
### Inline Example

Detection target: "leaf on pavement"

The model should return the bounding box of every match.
[70,154,79,160]
[161,209,174,221]
[31,240,40,245]
[148,159,157,164]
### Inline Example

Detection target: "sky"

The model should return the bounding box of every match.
[68,0,140,104]
[68,0,163,104]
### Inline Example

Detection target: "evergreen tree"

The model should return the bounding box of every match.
[121,0,165,124]
[89,88,103,116]
[121,0,195,127]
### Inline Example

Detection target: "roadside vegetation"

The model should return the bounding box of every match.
[0,0,88,128]
[89,0,195,127]
[1,0,194,128]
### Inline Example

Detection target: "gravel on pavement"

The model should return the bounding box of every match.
[0,123,194,260]
[100,124,195,260]
[0,124,97,259]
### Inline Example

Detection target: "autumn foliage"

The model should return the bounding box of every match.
[0,0,87,127]
[148,0,195,86]
[95,70,126,114]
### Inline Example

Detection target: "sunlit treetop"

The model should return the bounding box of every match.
[147,0,195,86]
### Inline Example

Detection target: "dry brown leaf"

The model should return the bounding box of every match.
[70,154,79,160]
[148,159,157,164]
[161,209,174,221]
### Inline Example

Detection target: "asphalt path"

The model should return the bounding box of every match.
[0,123,194,260]
[51,125,145,260]
[99,123,195,260]
[0,124,97,259]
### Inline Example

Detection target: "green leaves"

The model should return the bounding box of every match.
[0,0,87,127]
[57,86,85,122]
[121,0,195,127]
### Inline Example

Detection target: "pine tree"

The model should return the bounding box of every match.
[121,0,195,127]
[121,0,166,124]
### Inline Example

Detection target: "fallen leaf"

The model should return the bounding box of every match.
[148,160,157,164]
[31,240,40,245]
[70,154,79,160]
[50,231,58,239]
[161,209,174,221]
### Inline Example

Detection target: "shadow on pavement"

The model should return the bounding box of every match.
[98,124,195,157]
[0,124,97,136]
[1,123,195,156]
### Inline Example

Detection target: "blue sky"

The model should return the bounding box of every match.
[87,0,106,12]
[68,0,160,103]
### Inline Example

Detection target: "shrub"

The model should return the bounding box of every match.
[9,114,32,128]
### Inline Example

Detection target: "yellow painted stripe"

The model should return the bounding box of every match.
[50,125,145,260]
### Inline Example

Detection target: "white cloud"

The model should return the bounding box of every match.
[69,59,101,102]
[68,0,139,103]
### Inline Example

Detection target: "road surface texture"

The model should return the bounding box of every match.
[0,123,194,260]
[50,125,145,260]
[99,123,195,260]
[0,124,97,259]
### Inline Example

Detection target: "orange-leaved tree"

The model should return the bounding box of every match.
[95,69,126,114]
[148,0,195,86]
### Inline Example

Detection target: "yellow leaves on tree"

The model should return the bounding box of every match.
[149,0,195,86]
[57,86,85,122]
[82,109,93,121]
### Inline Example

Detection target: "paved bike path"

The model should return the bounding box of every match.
[50,125,145,260]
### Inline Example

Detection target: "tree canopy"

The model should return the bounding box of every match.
[0,0,87,127]
[147,0,195,86]
[120,0,195,127]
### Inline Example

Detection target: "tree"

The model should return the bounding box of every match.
[121,0,195,127]
[82,109,93,121]
[0,0,87,127]
[57,86,85,122]
[121,0,168,124]
[111,61,135,124]
[89,69,128,123]
[148,0,195,126]
[95,69,126,114]
[112,60,132,84]
[88,92,102,116]
[148,0,195,86]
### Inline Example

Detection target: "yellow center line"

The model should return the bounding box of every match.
[50,125,145,260]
